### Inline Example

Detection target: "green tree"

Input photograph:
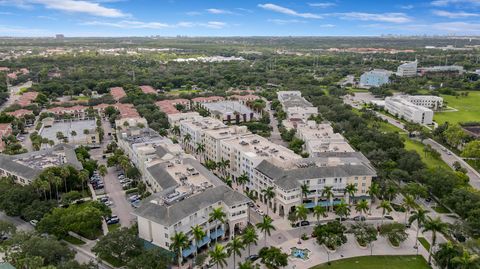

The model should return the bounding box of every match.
[261,186,276,216]
[313,221,347,250]
[242,226,258,257]
[377,200,393,224]
[237,173,250,191]
[401,194,416,225]
[350,222,377,253]
[169,231,189,267]
[98,164,108,177]
[344,183,358,205]
[451,249,479,269]
[409,208,430,250]
[126,248,173,269]
[334,200,351,223]
[209,244,228,269]
[379,222,408,247]
[0,220,16,238]
[209,207,226,245]
[355,199,369,220]
[434,242,462,269]
[258,247,288,269]
[322,186,335,212]
[300,183,309,203]
[191,225,206,258]
[256,216,276,247]
[227,236,245,269]
[423,217,448,264]
[313,204,327,225]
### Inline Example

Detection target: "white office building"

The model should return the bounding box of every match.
[397,61,418,77]
[403,95,443,110]
[385,96,434,124]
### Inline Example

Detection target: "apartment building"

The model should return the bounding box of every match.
[277,91,318,128]
[110,87,126,101]
[252,152,376,218]
[397,61,418,77]
[403,95,443,110]
[133,157,250,257]
[191,96,225,107]
[219,134,301,181]
[228,94,260,105]
[418,65,464,76]
[156,99,191,115]
[179,116,225,153]
[167,112,200,126]
[359,69,391,88]
[202,125,250,163]
[46,105,88,120]
[200,101,258,124]
[385,96,434,125]
[0,144,82,185]
[296,121,354,156]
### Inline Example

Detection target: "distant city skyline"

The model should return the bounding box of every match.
[0,0,480,37]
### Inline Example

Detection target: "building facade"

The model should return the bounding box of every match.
[385,96,434,124]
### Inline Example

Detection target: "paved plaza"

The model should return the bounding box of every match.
[40,119,96,144]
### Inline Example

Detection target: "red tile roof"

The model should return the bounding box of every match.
[229,94,260,101]
[110,87,126,101]
[7,109,33,118]
[139,85,157,94]
[192,96,225,103]
[16,92,38,107]
[116,103,140,118]
[155,99,190,114]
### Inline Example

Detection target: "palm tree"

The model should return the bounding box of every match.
[256,216,276,247]
[321,186,334,212]
[409,208,430,251]
[434,242,461,269]
[209,244,228,269]
[170,231,190,267]
[209,207,226,245]
[385,184,397,202]
[224,176,233,188]
[313,205,327,225]
[423,217,448,264]
[79,169,89,194]
[217,158,230,177]
[70,130,77,143]
[367,182,380,214]
[59,166,70,193]
[355,199,369,220]
[295,204,308,242]
[334,200,351,223]
[183,133,192,151]
[344,183,358,205]
[452,249,479,269]
[98,164,108,177]
[401,194,416,225]
[191,225,206,258]
[227,236,245,269]
[242,226,258,257]
[237,173,249,191]
[377,200,393,224]
[196,143,205,163]
[261,186,276,216]
[300,183,309,203]
[172,125,180,136]
[237,261,257,269]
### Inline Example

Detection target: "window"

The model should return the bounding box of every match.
[165,233,168,238]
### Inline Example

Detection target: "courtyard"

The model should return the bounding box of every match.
[40,119,97,145]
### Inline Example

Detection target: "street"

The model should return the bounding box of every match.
[0,80,32,112]
[266,101,288,147]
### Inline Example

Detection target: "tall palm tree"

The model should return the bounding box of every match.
[452,249,479,269]
[237,173,250,191]
[261,186,276,216]
[401,194,416,225]
[385,184,397,202]
[224,176,233,188]
[377,200,392,224]
[334,200,351,223]
[295,204,308,242]
[409,208,430,250]
[313,205,327,225]
[191,225,206,257]
[367,182,380,214]
[217,158,230,177]
[344,183,358,205]
[355,199,369,220]
[256,216,276,247]
[172,125,180,136]
[423,217,448,264]
[209,244,228,269]
[183,133,192,151]
[434,242,461,269]
[300,183,310,203]
[196,143,206,163]
[59,166,70,193]
[227,236,245,269]
[242,226,258,257]
[237,261,257,269]
[79,169,89,194]
[209,207,226,245]
[322,186,334,212]
[170,231,190,267]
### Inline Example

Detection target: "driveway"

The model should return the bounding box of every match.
[0,211,33,232]
[102,167,135,227]
[266,102,287,147]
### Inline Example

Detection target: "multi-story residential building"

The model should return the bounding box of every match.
[133,157,250,257]
[252,152,376,218]
[403,95,443,110]
[167,112,200,126]
[45,105,88,120]
[110,87,126,101]
[16,92,38,107]
[296,121,354,156]
[397,61,418,77]
[228,94,260,105]
[199,101,258,124]
[418,65,464,76]
[139,85,157,94]
[191,96,225,107]
[385,96,434,124]
[156,99,191,115]
[179,116,225,153]
[202,125,250,163]
[0,144,82,185]
[277,91,318,128]
[359,69,391,88]
[219,133,301,181]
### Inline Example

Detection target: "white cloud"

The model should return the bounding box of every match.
[206,8,233,14]
[308,2,336,8]
[432,10,479,18]
[0,0,127,17]
[399,4,414,9]
[82,20,227,29]
[258,3,322,19]
[338,12,411,23]
[432,21,480,33]
[431,0,480,6]
[268,19,306,25]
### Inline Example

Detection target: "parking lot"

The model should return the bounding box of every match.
[102,167,135,227]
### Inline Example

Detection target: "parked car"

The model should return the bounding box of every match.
[94,184,104,190]
[103,200,113,206]
[131,200,141,208]
[384,215,394,220]
[30,220,38,226]
[300,220,310,227]
[353,215,366,221]
[246,255,259,262]
[129,194,140,202]
[106,218,119,225]
[98,197,109,203]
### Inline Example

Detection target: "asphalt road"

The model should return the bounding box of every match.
[0,211,34,232]
[0,81,32,111]
[103,166,135,227]
[266,102,288,147]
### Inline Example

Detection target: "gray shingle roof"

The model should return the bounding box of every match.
[256,155,376,191]
[146,163,178,190]
[133,185,250,226]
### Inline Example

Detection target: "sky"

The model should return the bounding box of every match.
[0,0,480,37]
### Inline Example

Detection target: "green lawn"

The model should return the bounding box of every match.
[108,223,120,232]
[432,205,450,214]
[434,92,480,125]
[167,89,201,95]
[64,235,86,245]
[418,237,430,251]
[378,122,404,133]
[310,255,430,269]
[402,136,451,170]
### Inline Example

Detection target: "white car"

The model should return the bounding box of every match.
[30,220,38,226]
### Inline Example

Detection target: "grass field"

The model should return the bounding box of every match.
[434,92,480,125]
[64,235,86,245]
[167,89,201,95]
[402,136,451,170]
[310,255,430,269]
[418,238,431,251]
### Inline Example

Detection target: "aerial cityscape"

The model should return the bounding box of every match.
[0,1,480,269]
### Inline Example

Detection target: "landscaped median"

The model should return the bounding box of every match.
[310,255,430,269]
